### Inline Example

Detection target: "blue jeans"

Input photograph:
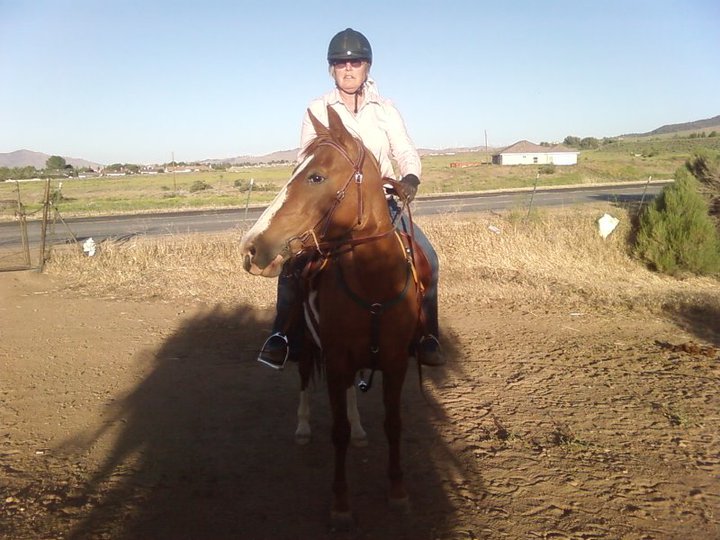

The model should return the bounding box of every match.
[271,199,440,339]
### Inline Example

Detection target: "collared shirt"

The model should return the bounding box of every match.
[298,78,421,180]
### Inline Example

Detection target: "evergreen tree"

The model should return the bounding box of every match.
[635,168,720,275]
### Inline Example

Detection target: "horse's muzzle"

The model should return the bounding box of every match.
[242,253,253,273]
[242,250,286,277]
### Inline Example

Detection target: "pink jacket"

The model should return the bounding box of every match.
[298,78,422,181]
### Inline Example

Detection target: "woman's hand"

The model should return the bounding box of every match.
[399,174,420,202]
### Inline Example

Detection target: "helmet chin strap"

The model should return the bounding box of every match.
[337,80,365,114]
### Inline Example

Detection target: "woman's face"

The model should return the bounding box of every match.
[332,60,369,94]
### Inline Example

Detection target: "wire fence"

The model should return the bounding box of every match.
[0,179,76,272]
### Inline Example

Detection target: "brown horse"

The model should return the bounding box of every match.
[240,106,420,525]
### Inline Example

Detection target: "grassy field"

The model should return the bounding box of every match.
[2,136,719,220]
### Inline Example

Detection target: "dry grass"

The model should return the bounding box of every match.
[44,206,720,316]
[426,208,716,311]
[46,229,277,308]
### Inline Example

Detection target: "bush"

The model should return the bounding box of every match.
[579,137,600,149]
[538,164,556,175]
[189,180,211,193]
[233,179,274,192]
[634,168,720,276]
[685,150,720,227]
[234,178,251,191]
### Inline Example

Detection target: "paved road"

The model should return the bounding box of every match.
[0,181,670,248]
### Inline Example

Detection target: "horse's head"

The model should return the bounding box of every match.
[240,106,386,277]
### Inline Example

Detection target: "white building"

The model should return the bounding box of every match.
[492,140,579,166]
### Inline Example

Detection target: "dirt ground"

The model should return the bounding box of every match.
[1,270,719,539]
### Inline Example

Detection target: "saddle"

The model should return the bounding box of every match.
[397,231,432,293]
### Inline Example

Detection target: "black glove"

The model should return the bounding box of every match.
[399,174,420,203]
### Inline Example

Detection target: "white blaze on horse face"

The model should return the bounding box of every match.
[240,153,316,273]
[249,153,315,240]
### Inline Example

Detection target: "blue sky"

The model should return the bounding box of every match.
[1,0,718,165]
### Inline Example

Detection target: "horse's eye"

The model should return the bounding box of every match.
[307,173,326,184]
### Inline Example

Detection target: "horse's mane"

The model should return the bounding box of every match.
[302,132,333,156]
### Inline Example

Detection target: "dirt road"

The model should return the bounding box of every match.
[1,270,718,539]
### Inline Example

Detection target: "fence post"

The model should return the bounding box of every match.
[639,175,652,206]
[14,181,31,268]
[38,179,51,271]
[244,178,255,221]
[527,172,540,218]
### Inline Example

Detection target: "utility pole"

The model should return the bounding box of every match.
[485,130,488,163]
[172,151,177,192]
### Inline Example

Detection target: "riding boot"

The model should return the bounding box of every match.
[257,267,296,369]
[418,288,445,366]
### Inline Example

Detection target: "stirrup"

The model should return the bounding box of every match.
[257,332,289,370]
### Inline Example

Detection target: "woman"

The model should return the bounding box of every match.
[257,27,443,369]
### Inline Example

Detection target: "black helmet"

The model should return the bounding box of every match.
[327,28,372,64]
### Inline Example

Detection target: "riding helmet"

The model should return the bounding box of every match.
[327,28,372,64]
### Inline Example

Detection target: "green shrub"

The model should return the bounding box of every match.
[538,164,556,175]
[232,179,273,192]
[685,150,720,229]
[686,150,720,184]
[189,180,211,193]
[234,178,252,191]
[634,168,720,276]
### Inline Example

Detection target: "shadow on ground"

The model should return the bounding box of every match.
[663,298,720,346]
[57,304,478,539]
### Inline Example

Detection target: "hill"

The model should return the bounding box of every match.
[199,146,489,166]
[200,149,299,166]
[623,114,720,138]
[0,149,101,170]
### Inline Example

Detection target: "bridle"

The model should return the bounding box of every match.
[287,136,396,258]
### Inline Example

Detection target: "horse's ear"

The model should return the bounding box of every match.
[326,106,355,150]
[308,108,330,139]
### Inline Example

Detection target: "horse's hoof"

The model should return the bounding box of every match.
[295,433,311,445]
[351,435,368,448]
[330,510,354,531]
[389,495,410,514]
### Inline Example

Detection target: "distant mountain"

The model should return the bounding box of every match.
[201,149,299,166]
[200,146,491,166]
[622,115,720,138]
[418,146,494,156]
[0,149,102,169]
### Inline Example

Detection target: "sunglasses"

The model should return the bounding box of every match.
[331,59,366,68]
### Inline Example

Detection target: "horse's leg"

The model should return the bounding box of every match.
[295,347,313,445]
[295,389,311,445]
[327,373,353,527]
[383,366,409,511]
[346,387,367,447]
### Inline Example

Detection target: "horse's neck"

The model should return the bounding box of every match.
[356,188,393,235]
[341,226,406,283]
